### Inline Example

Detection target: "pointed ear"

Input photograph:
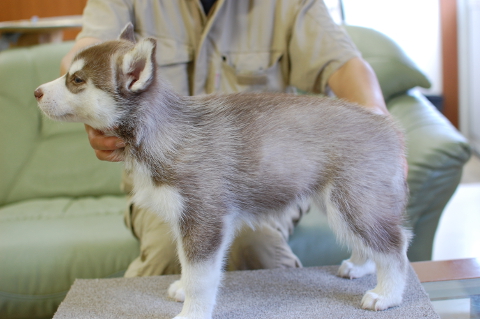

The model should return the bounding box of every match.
[118,22,136,43]
[121,38,157,93]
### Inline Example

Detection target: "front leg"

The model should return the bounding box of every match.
[170,258,223,319]
[169,208,236,319]
[338,247,376,279]
[168,279,185,302]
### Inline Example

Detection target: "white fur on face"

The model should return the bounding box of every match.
[36,74,120,130]
[69,58,85,75]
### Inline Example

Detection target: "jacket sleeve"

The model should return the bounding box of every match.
[76,0,135,41]
[288,0,361,94]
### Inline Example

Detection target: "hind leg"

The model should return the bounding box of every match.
[360,230,410,310]
[342,233,410,311]
[323,184,410,311]
[336,234,409,310]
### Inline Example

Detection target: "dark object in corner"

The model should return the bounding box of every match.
[425,95,444,113]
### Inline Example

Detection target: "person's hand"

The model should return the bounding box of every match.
[85,124,126,162]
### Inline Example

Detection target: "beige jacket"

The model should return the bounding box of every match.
[78,0,360,96]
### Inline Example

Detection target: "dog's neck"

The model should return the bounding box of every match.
[114,78,193,183]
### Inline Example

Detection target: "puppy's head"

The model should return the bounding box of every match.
[34,23,157,130]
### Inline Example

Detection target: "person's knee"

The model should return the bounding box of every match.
[228,225,302,270]
[126,207,181,276]
[126,235,181,276]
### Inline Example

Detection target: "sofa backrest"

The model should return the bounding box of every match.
[0,42,123,207]
[344,25,431,101]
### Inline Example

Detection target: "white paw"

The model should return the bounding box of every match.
[173,315,212,319]
[361,290,402,311]
[168,280,185,302]
[173,312,212,319]
[337,259,376,279]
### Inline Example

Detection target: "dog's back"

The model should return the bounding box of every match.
[170,92,405,216]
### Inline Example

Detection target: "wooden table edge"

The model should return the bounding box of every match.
[412,258,480,283]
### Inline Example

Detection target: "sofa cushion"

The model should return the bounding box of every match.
[344,25,431,101]
[0,196,138,319]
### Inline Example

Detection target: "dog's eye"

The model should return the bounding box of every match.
[72,76,84,84]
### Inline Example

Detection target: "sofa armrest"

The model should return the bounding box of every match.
[388,90,471,261]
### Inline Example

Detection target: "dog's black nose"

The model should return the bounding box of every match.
[34,88,43,100]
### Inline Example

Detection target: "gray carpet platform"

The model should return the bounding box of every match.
[54,265,439,318]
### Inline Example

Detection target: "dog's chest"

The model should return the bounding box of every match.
[129,161,184,224]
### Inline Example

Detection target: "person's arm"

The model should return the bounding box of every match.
[327,57,387,115]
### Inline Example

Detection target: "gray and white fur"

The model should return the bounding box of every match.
[35,23,411,319]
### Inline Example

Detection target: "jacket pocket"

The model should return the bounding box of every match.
[220,51,287,93]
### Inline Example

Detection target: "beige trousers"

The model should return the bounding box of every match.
[123,203,306,277]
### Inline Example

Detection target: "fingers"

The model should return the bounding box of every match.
[85,124,125,150]
[84,124,126,162]
[94,149,125,162]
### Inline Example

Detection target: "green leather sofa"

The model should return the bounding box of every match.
[0,25,471,319]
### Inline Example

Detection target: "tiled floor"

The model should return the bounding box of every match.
[432,154,480,261]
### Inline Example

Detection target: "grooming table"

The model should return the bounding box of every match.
[53,265,439,318]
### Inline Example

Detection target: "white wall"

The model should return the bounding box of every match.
[341,0,442,95]
[458,0,480,152]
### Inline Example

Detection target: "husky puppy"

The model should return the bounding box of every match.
[35,24,411,319]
